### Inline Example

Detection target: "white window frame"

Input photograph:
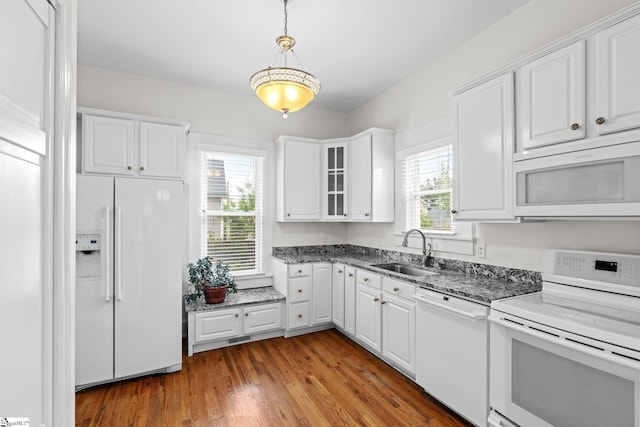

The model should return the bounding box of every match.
[395,118,474,256]
[187,132,274,288]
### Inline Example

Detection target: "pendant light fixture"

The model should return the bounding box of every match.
[250,0,320,118]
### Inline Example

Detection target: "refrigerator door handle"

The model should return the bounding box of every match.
[115,205,123,301]
[104,205,111,302]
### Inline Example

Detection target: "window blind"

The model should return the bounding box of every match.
[198,151,263,274]
[403,145,453,231]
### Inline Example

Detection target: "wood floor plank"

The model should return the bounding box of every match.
[76,329,472,426]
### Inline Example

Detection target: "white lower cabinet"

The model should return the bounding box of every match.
[356,277,383,352]
[188,301,283,356]
[332,264,346,328]
[244,303,283,335]
[195,307,242,342]
[344,266,357,336]
[381,278,416,374]
[353,270,416,376]
[272,259,334,335]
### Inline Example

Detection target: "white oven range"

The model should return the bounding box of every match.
[489,249,640,427]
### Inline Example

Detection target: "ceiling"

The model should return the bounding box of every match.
[77,0,529,113]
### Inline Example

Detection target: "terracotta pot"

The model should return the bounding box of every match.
[203,286,228,304]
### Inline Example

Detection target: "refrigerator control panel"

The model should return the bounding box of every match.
[76,233,101,251]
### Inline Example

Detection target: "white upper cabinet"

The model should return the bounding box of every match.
[81,110,187,179]
[350,129,395,222]
[520,40,586,149]
[276,137,322,221]
[323,142,348,220]
[453,72,515,221]
[594,13,640,136]
[138,122,185,178]
[83,115,135,176]
[277,128,394,222]
[348,133,372,220]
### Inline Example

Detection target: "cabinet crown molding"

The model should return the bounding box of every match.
[453,2,640,95]
[77,107,190,131]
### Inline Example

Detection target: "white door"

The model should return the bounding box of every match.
[453,72,515,220]
[348,134,372,220]
[382,294,415,373]
[139,121,185,178]
[283,140,321,220]
[312,263,332,324]
[114,178,183,378]
[520,40,586,149]
[356,284,382,352]
[83,114,135,175]
[344,267,356,336]
[595,13,640,135]
[76,175,115,386]
[0,0,54,424]
[332,264,345,328]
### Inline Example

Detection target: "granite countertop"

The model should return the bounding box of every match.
[272,253,541,306]
[185,286,285,312]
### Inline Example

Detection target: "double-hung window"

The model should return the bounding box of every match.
[197,150,264,275]
[403,144,453,232]
[397,130,474,255]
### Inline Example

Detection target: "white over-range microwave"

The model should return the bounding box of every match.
[514,141,640,217]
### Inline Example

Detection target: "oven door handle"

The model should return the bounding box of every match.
[491,314,640,370]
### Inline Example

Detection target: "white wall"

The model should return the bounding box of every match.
[346,0,640,271]
[78,0,640,272]
[77,65,350,247]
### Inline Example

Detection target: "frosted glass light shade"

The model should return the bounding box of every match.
[250,67,320,113]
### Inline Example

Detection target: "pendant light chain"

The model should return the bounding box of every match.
[283,0,288,36]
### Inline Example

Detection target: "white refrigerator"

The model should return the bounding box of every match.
[75,175,183,388]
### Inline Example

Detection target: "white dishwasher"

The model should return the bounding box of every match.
[415,287,490,427]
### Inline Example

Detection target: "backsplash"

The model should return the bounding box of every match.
[273,244,541,286]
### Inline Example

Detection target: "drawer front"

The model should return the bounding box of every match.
[195,308,241,342]
[243,302,283,335]
[288,264,312,278]
[382,277,416,300]
[288,275,311,302]
[287,302,310,329]
[356,269,382,289]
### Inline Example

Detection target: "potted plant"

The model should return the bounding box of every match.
[185,257,238,304]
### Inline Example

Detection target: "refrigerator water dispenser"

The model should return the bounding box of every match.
[76,232,103,279]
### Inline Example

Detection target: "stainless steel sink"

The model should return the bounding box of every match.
[370,263,439,277]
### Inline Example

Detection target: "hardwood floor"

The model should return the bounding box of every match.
[76,329,471,426]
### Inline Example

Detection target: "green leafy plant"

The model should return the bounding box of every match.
[184,257,238,303]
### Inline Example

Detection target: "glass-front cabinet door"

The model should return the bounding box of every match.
[324,143,348,220]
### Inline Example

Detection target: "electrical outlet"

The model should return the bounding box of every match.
[477,242,486,258]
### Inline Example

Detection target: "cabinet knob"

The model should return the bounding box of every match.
[451,209,458,214]
[338,270,343,274]
[381,300,386,305]
[364,278,369,282]
[139,166,145,171]
[595,117,606,125]
[298,314,303,319]
[393,287,399,292]
[374,297,380,302]
[343,213,348,217]
[297,270,302,274]
[287,213,291,217]
[364,213,370,217]
[298,289,303,293]
[245,313,249,317]
[127,166,132,170]
[570,123,580,130]
[348,273,354,277]
[235,313,239,317]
